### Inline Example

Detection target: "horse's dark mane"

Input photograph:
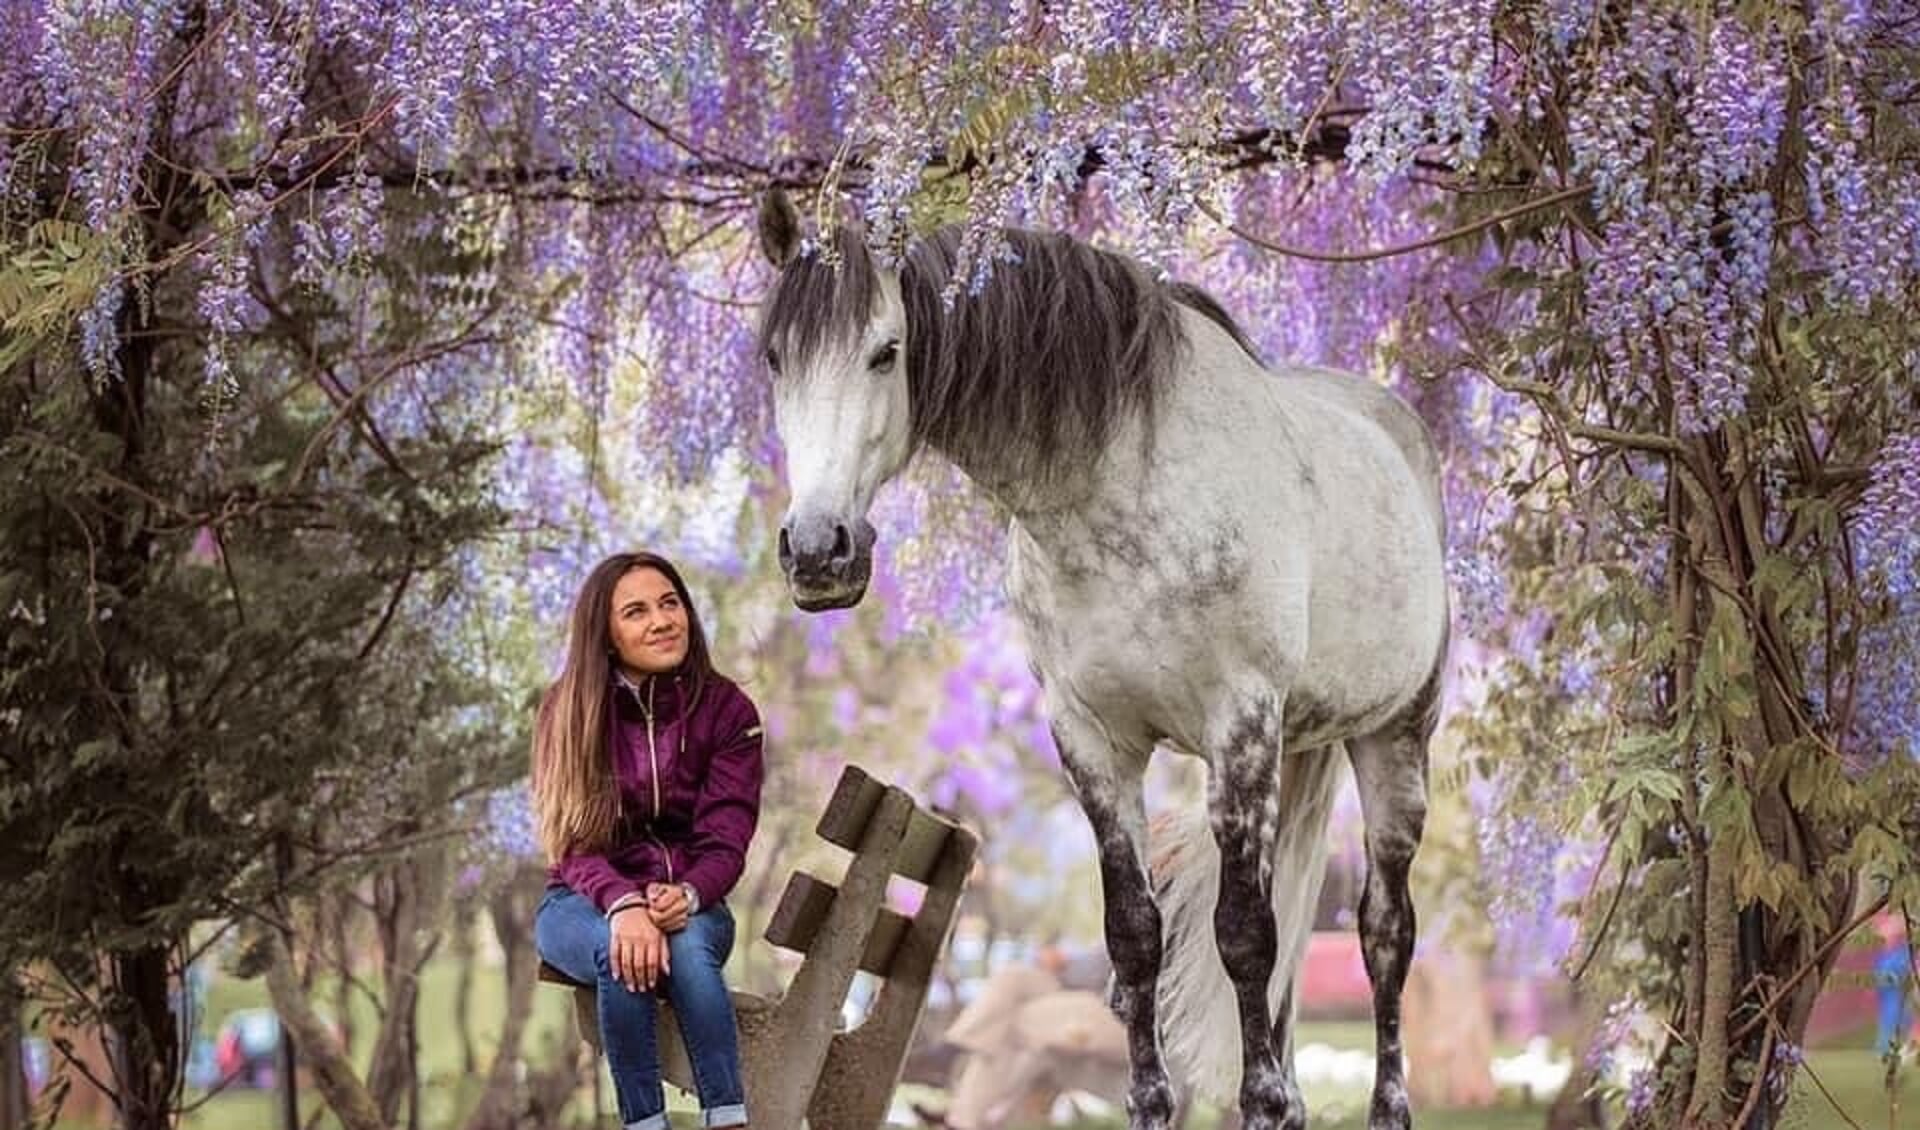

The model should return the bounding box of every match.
[759,224,1263,488]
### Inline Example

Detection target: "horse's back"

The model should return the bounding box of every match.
[1272,365,1447,545]
[1009,312,1448,753]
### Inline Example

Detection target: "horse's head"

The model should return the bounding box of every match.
[756,189,910,611]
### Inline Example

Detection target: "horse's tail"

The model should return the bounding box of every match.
[1150,745,1347,1105]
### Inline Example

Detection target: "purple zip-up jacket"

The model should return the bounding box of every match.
[547,673,764,913]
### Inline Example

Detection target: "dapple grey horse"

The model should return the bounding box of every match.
[753,190,1447,1130]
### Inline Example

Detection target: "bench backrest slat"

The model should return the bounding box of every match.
[815,765,958,885]
[763,870,909,976]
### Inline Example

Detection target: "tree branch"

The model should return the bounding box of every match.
[356,565,413,661]
[1198,182,1591,264]
[1439,295,1684,457]
[1729,892,1890,1045]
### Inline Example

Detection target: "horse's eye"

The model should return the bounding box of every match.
[869,341,899,373]
[765,348,781,374]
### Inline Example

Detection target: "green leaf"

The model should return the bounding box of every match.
[947,84,1040,169]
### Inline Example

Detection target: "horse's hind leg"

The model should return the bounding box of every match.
[1347,693,1437,1130]
[1206,691,1304,1130]
[1049,705,1176,1130]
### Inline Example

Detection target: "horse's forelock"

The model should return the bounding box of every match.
[757,226,880,377]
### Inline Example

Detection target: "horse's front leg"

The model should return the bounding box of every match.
[1050,708,1175,1130]
[1206,692,1302,1130]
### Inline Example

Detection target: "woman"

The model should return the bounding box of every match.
[534,552,764,1130]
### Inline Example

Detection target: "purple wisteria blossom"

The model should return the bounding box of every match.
[1854,431,1920,760]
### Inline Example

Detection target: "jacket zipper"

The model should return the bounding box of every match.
[643,679,674,882]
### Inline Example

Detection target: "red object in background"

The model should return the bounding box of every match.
[214,1029,242,1081]
[1808,930,1904,1046]
[1298,932,1373,1018]
[211,1009,281,1089]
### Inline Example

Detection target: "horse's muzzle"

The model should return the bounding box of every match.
[779,512,875,611]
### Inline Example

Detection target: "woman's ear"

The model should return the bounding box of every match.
[757,188,801,267]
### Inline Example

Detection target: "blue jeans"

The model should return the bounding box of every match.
[536,887,748,1129]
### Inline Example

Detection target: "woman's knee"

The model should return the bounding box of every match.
[667,921,730,974]
[675,906,734,961]
[535,890,616,978]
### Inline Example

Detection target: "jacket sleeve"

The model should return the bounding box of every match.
[555,853,642,914]
[681,688,765,909]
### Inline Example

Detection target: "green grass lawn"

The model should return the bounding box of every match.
[177,958,585,1130]
[46,966,1917,1129]
[997,1038,1914,1130]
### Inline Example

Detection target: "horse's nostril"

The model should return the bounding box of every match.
[778,527,794,567]
[831,523,852,562]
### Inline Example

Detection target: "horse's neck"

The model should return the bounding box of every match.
[987,321,1314,593]
[947,445,1113,518]
[979,322,1266,509]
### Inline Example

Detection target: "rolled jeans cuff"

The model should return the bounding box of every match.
[702,1102,749,1128]
[622,1114,668,1130]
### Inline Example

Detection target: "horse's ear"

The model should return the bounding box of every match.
[757,188,801,268]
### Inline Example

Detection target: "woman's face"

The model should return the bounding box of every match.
[608,566,690,676]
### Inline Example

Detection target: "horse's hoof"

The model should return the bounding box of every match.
[1238,1059,1307,1130]
[1238,1096,1307,1130]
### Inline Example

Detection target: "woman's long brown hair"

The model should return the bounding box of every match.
[533,552,717,863]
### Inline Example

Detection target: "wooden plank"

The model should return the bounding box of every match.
[815,765,962,885]
[857,905,909,976]
[538,961,585,988]
[814,765,885,847]
[763,869,840,953]
[888,807,955,885]
[762,870,910,976]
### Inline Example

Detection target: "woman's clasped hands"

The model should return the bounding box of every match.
[608,883,695,993]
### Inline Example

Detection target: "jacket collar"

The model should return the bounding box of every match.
[612,669,686,723]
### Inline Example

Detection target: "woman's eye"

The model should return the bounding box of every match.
[765,348,781,374]
[869,341,898,373]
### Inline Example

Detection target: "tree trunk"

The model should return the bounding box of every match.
[1545,989,1609,1130]
[1403,950,1497,1110]
[0,981,26,1130]
[110,946,179,1130]
[89,12,207,1128]
[451,901,477,1078]
[366,849,447,1129]
[330,892,357,1058]
[460,870,546,1130]
[1629,439,1863,1130]
[260,932,387,1130]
